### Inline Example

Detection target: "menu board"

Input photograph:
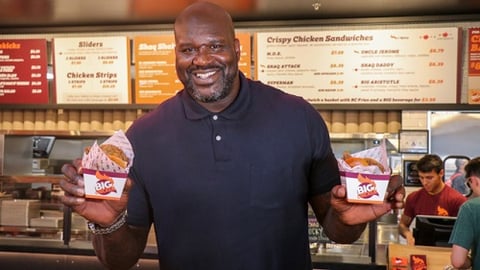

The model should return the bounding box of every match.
[133,32,252,104]
[133,35,181,104]
[468,27,480,104]
[53,36,131,104]
[255,27,460,104]
[237,32,252,79]
[0,39,48,104]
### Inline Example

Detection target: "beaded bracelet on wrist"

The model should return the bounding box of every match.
[87,211,127,235]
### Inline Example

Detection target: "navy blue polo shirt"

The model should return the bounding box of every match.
[126,72,340,270]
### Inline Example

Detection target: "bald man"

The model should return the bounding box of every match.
[59,2,405,269]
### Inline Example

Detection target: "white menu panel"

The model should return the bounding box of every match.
[54,36,131,104]
[255,28,460,104]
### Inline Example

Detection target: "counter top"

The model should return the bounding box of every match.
[0,237,159,259]
[388,242,452,269]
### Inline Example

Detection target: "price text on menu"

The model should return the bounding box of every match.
[468,27,480,104]
[0,39,48,104]
[255,27,460,104]
[53,36,131,104]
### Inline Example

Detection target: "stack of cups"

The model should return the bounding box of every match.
[12,110,24,130]
[80,110,91,131]
[112,110,125,131]
[90,110,103,131]
[103,110,113,131]
[318,110,332,132]
[34,110,46,130]
[345,111,359,133]
[358,111,373,133]
[68,110,80,130]
[23,110,35,130]
[57,110,68,130]
[331,111,346,133]
[2,110,13,130]
[45,109,57,130]
[373,111,388,133]
[387,111,401,133]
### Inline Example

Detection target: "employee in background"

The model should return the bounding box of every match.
[398,154,466,245]
[446,158,469,196]
[59,2,405,270]
[449,157,480,269]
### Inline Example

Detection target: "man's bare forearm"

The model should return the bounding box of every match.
[92,224,150,270]
[322,208,367,244]
[309,193,367,244]
[398,223,409,238]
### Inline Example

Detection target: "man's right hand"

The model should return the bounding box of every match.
[59,158,132,227]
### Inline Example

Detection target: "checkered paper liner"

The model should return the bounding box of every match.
[82,130,134,173]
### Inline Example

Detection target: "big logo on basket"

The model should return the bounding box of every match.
[94,170,117,195]
[356,174,379,199]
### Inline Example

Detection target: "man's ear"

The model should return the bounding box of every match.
[234,38,241,59]
[439,168,445,178]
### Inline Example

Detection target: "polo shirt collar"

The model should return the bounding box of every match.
[181,72,251,120]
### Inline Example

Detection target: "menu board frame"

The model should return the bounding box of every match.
[403,159,422,187]
[53,36,131,104]
[398,129,429,154]
[255,27,461,105]
[0,39,49,104]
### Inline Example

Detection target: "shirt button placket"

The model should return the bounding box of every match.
[211,114,227,161]
[212,115,221,141]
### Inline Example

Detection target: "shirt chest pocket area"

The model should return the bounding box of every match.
[249,165,296,209]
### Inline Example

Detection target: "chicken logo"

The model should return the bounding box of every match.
[94,171,117,195]
[437,206,449,216]
[411,255,427,270]
[356,174,379,199]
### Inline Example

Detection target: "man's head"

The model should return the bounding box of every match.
[416,154,445,194]
[454,158,468,173]
[465,157,480,196]
[174,2,241,109]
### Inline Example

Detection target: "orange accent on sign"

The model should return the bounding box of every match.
[237,32,252,79]
[134,35,181,104]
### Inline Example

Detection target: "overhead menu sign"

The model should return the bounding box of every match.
[133,32,252,104]
[468,27,480,104]
[0,39,49,104]
[237,32,252,79]
[53,36,131,104]
[255,27,460,104]
[133,35,181,104]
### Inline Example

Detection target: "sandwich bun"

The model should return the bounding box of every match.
[85,144,129,169]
